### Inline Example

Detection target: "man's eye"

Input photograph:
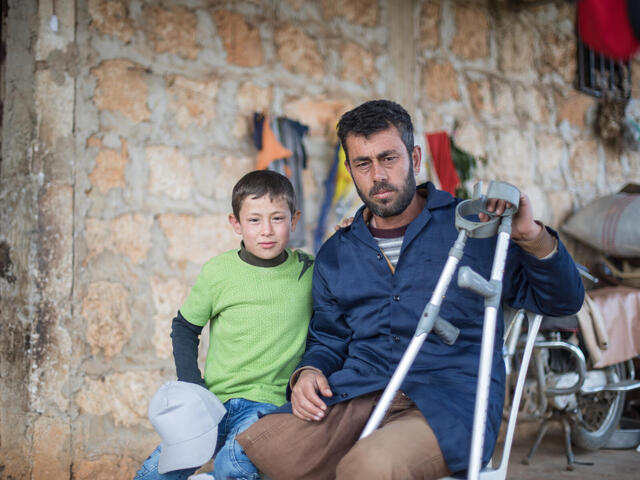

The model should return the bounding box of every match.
[384,156,396,162]
[273,216,285,221]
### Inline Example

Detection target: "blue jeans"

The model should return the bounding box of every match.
[134,398,277,480]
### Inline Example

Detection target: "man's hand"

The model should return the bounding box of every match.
[479,194,542,242]
[291,370,333,421]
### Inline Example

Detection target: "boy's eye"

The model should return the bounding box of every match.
[273,216,285,221]
[247,218,259,223]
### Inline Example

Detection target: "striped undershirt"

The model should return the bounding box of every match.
[369,224,409,268]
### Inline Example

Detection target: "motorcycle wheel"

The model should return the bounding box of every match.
[570,362,626,451]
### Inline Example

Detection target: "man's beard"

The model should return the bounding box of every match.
[354,169,416,218]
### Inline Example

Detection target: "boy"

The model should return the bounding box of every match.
[135,170,313,480]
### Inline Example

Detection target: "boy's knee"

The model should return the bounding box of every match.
[213,442,260,480]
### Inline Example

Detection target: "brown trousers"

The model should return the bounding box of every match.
[236,391,450,480]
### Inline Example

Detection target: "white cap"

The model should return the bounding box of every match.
[148,381,226,474]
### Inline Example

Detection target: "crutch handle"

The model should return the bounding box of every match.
[433,318,459,345]
[455,182,520,238]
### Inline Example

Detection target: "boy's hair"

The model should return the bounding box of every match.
[337,99,414,163]
[231,170,297,218]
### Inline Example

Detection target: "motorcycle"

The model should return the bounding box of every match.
[502,269,640,470]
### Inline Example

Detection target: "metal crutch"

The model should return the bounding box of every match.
[360,181,520,441]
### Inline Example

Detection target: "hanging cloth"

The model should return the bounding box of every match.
[578,0,640,60]
[254,113,293,170]
[252,113,309,248]
[426,132,460,196]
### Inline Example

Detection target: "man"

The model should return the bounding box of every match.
[237,100,584,480]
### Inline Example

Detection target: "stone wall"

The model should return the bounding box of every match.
[1,0,640,478]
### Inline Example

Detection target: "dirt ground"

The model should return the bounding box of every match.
[498,421,640,479]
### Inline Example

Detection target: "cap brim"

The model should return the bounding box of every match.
[157,426,218,474]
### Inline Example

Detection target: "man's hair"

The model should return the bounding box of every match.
[231,170,297,218]
[337,99,414,163]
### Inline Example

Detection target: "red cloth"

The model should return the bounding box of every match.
[578,0,640,60]
[426,132,460,196]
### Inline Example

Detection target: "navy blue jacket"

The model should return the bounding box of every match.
[284,183,584,473]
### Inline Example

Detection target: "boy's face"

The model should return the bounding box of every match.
[228,194,300,260]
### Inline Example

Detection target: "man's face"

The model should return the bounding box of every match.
[344,126,420,219]
[228,195,300,260]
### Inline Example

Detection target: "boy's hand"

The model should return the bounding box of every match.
[334,216,354,231]
[291,370,333,421]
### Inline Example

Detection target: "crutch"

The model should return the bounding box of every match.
[359,181,520,473]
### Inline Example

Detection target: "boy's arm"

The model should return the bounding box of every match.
[171,311,206,386]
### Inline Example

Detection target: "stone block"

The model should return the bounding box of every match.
[540,29,575,83]
[73,455,140,480]
[237,82,273,114]
[489,129,533,185]
[88,0,134,44]
[36,0,75,60]
[453,121,486,159]
[158,213,240,266]
[150,276,188,359]
[515,85,549,124]
[275,24,324,78]
[111,214,154,264]
[569,138,599,185]
[145,5,199,60]
[341,41,377,84]
[37,184,73,298]
[321,0,378,27]
[284,97,352,138]
[212,156,254,201]
[604,145,626,190]
[81,280,132,359]
[536,133,564,175]
[88,138,128,193]
[146,145,194,200]
[35,69,74,152]
[150,275,187,318]
[493,80,515,121]
[214,9,264,67]
[84,213,153,265]
[75,371,162,427]
[91,59,151,123]
[499,21,536,74]
[451,4,489,60]
[423,61,460,103]
[32,416,70,479]
[166,75,219,129]
[557,92,593,128]
[467,77,493,114]
[420,1,441,49]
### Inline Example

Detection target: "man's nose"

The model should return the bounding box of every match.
[371,161,387,181]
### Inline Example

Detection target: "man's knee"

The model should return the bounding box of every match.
[336,439,391,480]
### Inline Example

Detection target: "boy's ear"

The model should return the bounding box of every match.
[228,213,243,235]
[290,210,301,232]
